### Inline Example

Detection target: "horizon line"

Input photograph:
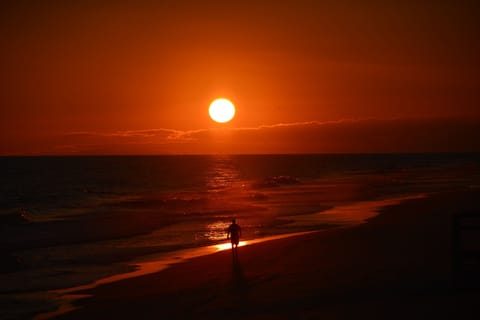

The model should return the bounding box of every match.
[2,151,480,157]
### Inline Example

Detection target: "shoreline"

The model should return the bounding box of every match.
[32,231,316,320]
[34,192,434,319]
[55,188,480,319]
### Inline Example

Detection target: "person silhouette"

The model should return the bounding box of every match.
[227,219,242,253]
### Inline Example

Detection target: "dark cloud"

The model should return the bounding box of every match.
[4,117,474,155]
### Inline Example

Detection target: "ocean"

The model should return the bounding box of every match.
[1,154,480,317]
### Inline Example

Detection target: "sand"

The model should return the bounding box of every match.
[56,189,480,319]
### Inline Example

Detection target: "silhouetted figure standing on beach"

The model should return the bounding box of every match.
[227,219,242,254]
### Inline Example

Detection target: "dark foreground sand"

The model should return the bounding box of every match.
[58,189,480,319]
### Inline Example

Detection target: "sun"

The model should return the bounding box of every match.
[209,98,236,123]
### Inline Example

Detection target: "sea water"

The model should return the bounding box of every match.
[1,154,480,316]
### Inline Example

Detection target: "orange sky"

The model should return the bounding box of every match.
[1,1,480,154]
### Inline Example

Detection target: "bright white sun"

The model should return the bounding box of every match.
[209,98,236,123]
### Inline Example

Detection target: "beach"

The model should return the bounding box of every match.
[52,188,480,319]
[2,0,480,317]
[2,154,479,319]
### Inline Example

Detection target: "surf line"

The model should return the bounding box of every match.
[33,230,315,320]
[35,193,427,319]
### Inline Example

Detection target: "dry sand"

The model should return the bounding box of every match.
[57,189,480,319]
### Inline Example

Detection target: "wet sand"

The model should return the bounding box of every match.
[57,189,480,319]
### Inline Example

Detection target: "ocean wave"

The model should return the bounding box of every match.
[109,195,210,211]
[248,192,269,201]
[252,175,301,188]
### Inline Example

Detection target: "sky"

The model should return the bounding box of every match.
[1,0,479,154]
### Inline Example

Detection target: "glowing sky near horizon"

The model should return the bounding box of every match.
[1,1,479,154]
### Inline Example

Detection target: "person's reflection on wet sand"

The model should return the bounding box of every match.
[231,242,248,308]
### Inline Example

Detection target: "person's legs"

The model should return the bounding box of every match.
[231,240,239,258]
[233,243,238,259]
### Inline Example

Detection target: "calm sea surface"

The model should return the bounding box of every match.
[1,154,480,304]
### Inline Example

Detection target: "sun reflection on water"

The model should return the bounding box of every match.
[214,241,248,251]
[197,221,230,241]
[206,155,240,191]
